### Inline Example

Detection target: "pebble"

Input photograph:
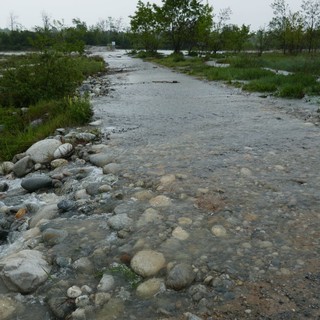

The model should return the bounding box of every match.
[172,226,189,240]
[97,274,115,292]
[67,286,82,298]
[166,263,195,290]
[136,278,163,298]
[149,195,172,207]
[211,225,227,237]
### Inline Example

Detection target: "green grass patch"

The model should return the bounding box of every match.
[0,97,92,161]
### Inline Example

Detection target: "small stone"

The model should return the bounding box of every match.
[53,143,73,159]
[51,159,68,168]
[97,274,115,292]
[103,163,121,174]
[108,214,133,231]
[57,199,76,212]
[240,168,252,176]
[178,217,192,225]
[95,292,111,307]
[71,308,86,320]
[160,174,176,185]
[166,263,195,291]
[131,250,166,277]
[211,225,227,237]
[136,278,163,298]
[133,190,154,201]
[0,182,9,192]
[67,286,82,298]
[21,175,52,192]
[149,195,172,207]
[75,295,90,308]
[172,226,189,240]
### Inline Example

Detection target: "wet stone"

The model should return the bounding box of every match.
[67,285,82,298]
[42,228,68,245]
[149,195,172,207]
[108,213,133,231]
[136,278,164,298]
[211,225,227,237]
[21,175,53,192]
[57,199,76,212]
[166,263,195,291]
[97,274,115,292]
[131,250,166,277]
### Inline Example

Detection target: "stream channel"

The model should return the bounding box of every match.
[0,48,320,319]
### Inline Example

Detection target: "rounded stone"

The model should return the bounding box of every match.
[172,226,190,240]
[67,286,82,298]
[53,143,74,159]
[166,263,195,291]
[131,250,166,277]
[149,195,172,207]
[26,139,62,163]
[21,175,53,192]
[97,274,115,292]
[211,225,227,237]
[108,214,133,231]
[136,278,163,298]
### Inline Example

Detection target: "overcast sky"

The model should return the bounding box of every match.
[1,0,302,31]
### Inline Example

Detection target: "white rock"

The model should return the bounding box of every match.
[0,250,51,293]
[75,295,90,307]
[160,174,176,185]
[0,161,14,175]
[26,139,62,163]
[67,285,82,298]
[53,143,74,159]
[97,274,115,292]
[51,159,68,168]
[0,295,16,320]
[131,250,166,277]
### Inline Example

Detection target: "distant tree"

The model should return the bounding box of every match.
[155,0,213,53]
[209,7,232,53]
[130,0,161,52]
[301,0,320,52]
[221,24,251,52]
[8,12,21,31]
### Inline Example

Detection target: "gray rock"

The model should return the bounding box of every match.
[12,156,34,178]
[42,228,68,246]
[29,204,59,228]
[0,161,14,175]
[89,154,114,167]
[108,214,133,231]
[0,249,51,293]
[26,139,62,164]
[136,278,164,298]
[166,263,195,290]
[57,199,76,212]
[0,182,9,192]
[102,163,121,174]
[21,175,53,192]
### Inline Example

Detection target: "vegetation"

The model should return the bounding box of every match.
[0,28,106,161]
[148,52,320,99]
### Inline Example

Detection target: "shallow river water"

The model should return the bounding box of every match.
[91,50,320,319]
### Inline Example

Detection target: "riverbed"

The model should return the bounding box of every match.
[0,48,320,319]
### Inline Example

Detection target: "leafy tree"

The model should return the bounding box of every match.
[221,24,251,52]
[155,0,213,53]
[130,0,161,52]
[301,0,320,52]
[209,7,232,53]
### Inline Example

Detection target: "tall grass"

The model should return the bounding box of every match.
[0,97,92,160]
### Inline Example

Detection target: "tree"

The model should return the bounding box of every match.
[155,0,213,53]
[221,24,251,52]
[301,0,320,52]
[130,0,161,52]
[8,12,21,31]
[209,7,232,53]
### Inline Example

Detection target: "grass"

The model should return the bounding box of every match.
[0,53,106,161]
[149,52,320,99]
[0,97,93,160]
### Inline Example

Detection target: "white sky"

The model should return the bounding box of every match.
[1,0,302,31]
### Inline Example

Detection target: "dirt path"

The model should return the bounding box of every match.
[91,50,320,319]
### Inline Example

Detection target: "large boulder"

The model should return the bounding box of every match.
[26,139,62,164]
[0,250,51,293]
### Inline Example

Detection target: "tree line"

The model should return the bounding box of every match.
[1,0,320,54]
